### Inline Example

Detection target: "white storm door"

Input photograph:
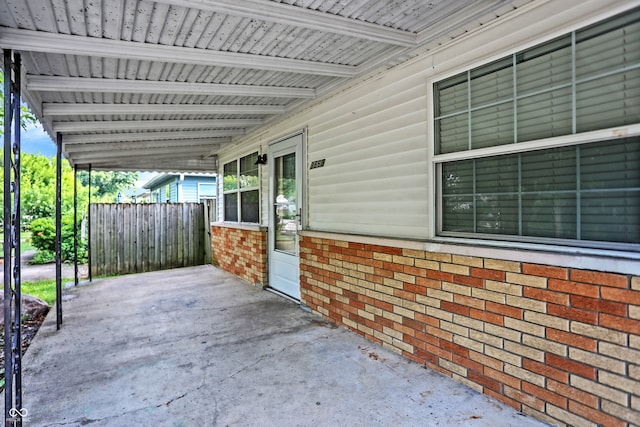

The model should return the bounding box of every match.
[268,133,303,300]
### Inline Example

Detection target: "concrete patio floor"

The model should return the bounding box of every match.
[17,265,546,426]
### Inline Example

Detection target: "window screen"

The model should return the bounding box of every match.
[435,9,640,249]
[435,10,640,153]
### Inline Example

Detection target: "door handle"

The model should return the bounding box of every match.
[295,208,302,230]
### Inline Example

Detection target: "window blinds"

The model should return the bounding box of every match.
[441,137,640,244]
[434,9,640,154]
[436,8,640,247]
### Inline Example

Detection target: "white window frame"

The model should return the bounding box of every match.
[427,9,640,254]
[222,152,260,223]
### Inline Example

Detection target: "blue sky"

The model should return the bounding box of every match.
[21,120,57,158]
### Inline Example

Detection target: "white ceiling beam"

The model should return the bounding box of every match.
[27,76,315,98]
[0,28,356,77]
[70,148,215,161]
[64,140,223,153]
[155,0,416,47]
[54,119,262,133]
[78,160,218,173]
[62,130,244,144]
[43,103,287,116]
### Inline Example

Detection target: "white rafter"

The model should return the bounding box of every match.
[27,76,315,98]
[54,119,263,133]
[78,159,219,173]
[64,140,225,153]
[153,0,417,47]
[0,28,356,77]
[69,146,216,161]
[61,130,244,144]
[43,103,287,116]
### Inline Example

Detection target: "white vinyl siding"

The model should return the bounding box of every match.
[217,67,430,238]
[434,8,640,250]
[214,0,637,250]
[307,73,429,238]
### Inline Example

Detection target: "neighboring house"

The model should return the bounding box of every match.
[133,191,151,204]
[143,173,217,204]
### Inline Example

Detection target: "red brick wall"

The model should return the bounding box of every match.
[211,225,267,287]
[300,236,640,427]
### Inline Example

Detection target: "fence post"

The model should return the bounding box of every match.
[203,202,212,265]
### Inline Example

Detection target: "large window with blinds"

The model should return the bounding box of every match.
[433,9,640,250]
[223,152,260,223]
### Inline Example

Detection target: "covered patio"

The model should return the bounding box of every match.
[21,266,544,426]
[1,2,543,422]
[3,1,638,426]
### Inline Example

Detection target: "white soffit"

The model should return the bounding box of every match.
[0,0,533,172]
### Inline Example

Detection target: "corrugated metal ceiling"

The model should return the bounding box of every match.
[0,0,532,172]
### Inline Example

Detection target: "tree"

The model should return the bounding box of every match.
[20,153,89,221]
[3,153,90,262]
[77,170,138,201]
[21,153,57,220]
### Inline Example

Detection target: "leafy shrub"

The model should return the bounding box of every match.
[29,216,87,263]
[30,218,56,252]
[30,250,55,265]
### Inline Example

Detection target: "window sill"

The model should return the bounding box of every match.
[212,222,266,232]
[300,230,640,276]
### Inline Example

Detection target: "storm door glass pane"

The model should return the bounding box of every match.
[274,153,297,254]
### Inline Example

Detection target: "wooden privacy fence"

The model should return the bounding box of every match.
[90,203,210,276]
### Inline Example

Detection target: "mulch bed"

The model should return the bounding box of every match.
[0,309,49,392]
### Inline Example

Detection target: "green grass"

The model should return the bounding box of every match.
[0,231,37,254]
[21,279,56,306]
[20,232,36,253]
